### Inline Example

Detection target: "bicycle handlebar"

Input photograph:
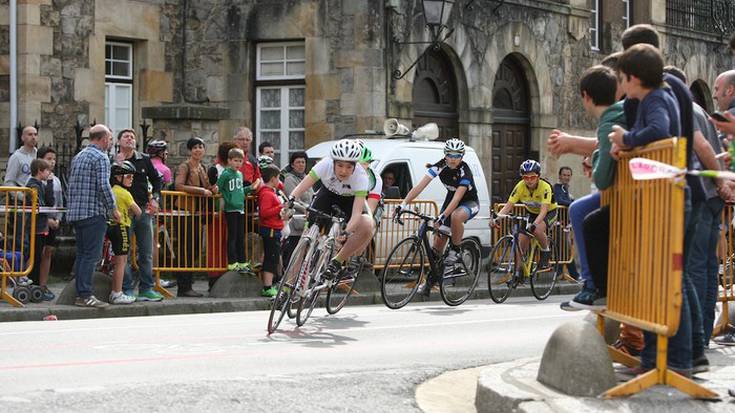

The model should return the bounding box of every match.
[394,208,436,226]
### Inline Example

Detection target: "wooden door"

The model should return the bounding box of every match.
[492,123,530,204]
[412,49,458,140]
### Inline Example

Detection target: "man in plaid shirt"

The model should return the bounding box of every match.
[68,124,120,308]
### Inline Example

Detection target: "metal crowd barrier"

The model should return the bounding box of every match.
[714,205,735,336]
[596,138,717,399]
[152,191,260,298]
[0,187,37,307]
[370,200,439,269]
[491,203,573,265]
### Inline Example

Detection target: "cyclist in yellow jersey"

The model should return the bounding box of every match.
[491,159,557,271]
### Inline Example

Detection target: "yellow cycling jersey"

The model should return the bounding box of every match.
[507,179,558,215]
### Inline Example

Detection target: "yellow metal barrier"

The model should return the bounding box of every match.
[0,187,38,307]
[152,191,259,297]
[370,200,439,269]
[596,138,717,399]
[491,203,573,265]
[714,205,735,336]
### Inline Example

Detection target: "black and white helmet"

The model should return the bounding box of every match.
[444,138,465,155]
[330,139,361,162]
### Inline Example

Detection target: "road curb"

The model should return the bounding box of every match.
[473,355,735,412]
[0,279,581,322]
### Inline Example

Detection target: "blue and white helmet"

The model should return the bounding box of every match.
[519,159,542,175]
[330,139,361,162]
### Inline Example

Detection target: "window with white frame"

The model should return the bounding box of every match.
[256,86,305,167]
[589,0,600,51]
[255,41,306,166]
[256,42,305,80]
[104,41,133,144]
[623,0,632,28]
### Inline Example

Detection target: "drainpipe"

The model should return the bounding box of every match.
[9,0,17,153]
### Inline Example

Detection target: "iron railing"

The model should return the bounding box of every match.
[666,0,735,35]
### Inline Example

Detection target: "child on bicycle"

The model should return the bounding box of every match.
[288,139,373,281]
[395,138,480,290]
[491,160,557,277]
[108,161,141,304]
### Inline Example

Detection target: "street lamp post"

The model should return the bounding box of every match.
[392,0,455,80]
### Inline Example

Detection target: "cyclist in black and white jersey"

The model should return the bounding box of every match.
[395,138,480,279]
[288,139,374,280]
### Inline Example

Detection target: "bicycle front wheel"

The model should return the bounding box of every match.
[487,235,515,304]
[267,236,312,334]
[380,236,425,310]
[296,242,332,326]
[530,234,560,300]
[440,238,482,306]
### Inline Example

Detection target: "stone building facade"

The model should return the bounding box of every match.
[0,0,733,198]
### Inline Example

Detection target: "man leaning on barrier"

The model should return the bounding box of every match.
[4,126,38,187]
[115,129,165,302]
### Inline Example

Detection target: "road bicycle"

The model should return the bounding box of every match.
[486,212,560,303]
[267,204,362,333]
[380,208,481,309]
[295,205,364,326]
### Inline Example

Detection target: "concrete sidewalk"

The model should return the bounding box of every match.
[0,273,582,322]
[417,343,735,413]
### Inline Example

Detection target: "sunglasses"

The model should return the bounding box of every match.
[522,175,539,181]
[445,153,463,159]
[123,174,134,179]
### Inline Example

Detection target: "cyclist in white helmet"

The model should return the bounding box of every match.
[394,138,480,290]
[289,138,374,279]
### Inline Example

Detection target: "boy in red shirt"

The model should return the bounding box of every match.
[257,165,285,298]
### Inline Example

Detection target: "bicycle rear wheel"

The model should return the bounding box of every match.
[440,238,482,306]
[296,243,332,326]
[487,235,515,304]
[267,236,311,334]
[380,236,425,310]
[530,234,560,300]
[325,256,364,315]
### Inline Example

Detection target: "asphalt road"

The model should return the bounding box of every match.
[0,295,584,412]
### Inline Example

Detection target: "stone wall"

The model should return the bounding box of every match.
[0,0,9,157]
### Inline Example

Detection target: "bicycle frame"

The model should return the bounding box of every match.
[417,219,447,281]
[504,216,541,278]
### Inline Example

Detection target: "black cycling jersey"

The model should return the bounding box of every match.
[426,159,479,204]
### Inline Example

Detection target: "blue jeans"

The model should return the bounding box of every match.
[687,196,723,344]
[72,215,107,298]
[641,190,696,370]
[568,192,600,287]
[123,212,155,294]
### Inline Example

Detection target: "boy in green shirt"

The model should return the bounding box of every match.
[217,148,251,272]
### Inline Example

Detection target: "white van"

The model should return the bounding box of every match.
[306,136,492,261]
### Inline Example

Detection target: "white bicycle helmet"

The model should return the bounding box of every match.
[330,139,361,162]
[444,138,465,154]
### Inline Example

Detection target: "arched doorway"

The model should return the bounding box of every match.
[412,48,459,139]
[690,80,713,114]
[491,55,531,204]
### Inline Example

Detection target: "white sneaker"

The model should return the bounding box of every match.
[443,249,459,276]
[109,291,136,305]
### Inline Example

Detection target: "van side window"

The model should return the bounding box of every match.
[381,162,411,198]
